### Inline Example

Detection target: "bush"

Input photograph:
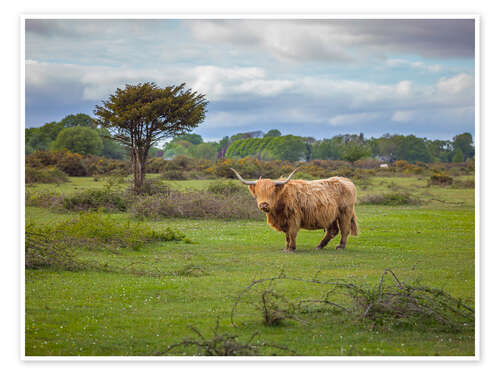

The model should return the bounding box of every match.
[161,169,187,180]
[25,212,190,270]
[361,192,419,206]
[25,223,83,270]
[57,211,188,251]
[63,189,130,211]
[132,190,261,220]
[452,178,475,189]
[353,158,381,169]
[25,167,68,184]
[56,151,87,176]
[207,180,247,195]
[25,190,64,209]
[131,178,170,196]
[26,150,130,177]
[429,173,453,186]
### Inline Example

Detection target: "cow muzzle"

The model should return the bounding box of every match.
[258,202,270,213]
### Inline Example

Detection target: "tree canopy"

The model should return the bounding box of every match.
[264,129,282,137]
[60,113,97,128]
[94,82,208,191]
[53,126,104,155]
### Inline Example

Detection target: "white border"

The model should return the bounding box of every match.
[20,14,480,362]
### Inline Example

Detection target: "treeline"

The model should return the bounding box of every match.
[26,113,474,164]
[25,114,126,159]
[226,132,474,163]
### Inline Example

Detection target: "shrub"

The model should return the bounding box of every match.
[26,150,130,177]
[25,213,190,270]
[132,190,261,220]
[25,190,64,209]
[25,223,83,270]
[207,180,247,195]
[63,189,130,211]
[232,270,474,333]
[25,167,68,184]
[452,178,475,189]
[159,321,293,356]
[54,211,189,251]
[161,169,187,180]
[130,178,170,196]
[146,157,169,173]
[56,152,87,176]
[394,160,411,169]
[429,173,453,186]
[353,158,381,169]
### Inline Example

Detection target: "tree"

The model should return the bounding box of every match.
[94,82,207,192]
[60,113,97,128]
[97,128,126,159]
[190,142,218,161]
[163,140,193,159]
[264,129,281,137]
[427,139,453,162]
[453,132,474,159]
[395,135,432,163]
[341,142,371,163]
[265,135,308,162]
[172,133,203,145]
[452,148,465,162]
[53,126,104,155]
[311,137,343,160]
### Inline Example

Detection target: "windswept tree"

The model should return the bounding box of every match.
[94,82,208,192]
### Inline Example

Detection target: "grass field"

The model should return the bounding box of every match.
[25,175,475,356]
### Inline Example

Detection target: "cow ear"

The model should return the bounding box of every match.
[248,185,256,196]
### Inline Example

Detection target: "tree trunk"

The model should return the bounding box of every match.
[132,148,147,193]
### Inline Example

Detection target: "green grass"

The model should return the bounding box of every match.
[25,175,475,357]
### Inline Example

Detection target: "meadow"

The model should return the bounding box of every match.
[25,173,475,356]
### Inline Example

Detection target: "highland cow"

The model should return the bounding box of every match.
[231,168,358,252]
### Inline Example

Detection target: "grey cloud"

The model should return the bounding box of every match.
[189,19,475,62]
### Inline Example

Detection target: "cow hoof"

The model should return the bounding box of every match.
[336,244,345,250]
[315,245,323,250]
[283,248,295,253]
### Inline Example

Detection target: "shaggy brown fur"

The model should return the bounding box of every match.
[247,176,358,252]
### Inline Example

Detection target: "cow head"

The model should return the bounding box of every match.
[230,168,299,213]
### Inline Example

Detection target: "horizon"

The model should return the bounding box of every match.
[25,18,475,142]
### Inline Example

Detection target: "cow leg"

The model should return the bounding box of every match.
[284,232,291,251]
[316,231,333,250]
[284,227,298,252]
[316,221,339,249]
[337,209,353,250]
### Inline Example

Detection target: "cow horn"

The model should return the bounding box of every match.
[274,167,299,185]
[230,168,257,185]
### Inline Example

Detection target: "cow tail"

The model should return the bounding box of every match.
[350,211,359,236]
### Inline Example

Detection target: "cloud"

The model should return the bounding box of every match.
[437,73,474,95]
[24,19,475,140]
[26,59,475,134]
[396,81,412,96]
[189,19,475,63]
[387,59,443,73]
[329,112,381,126]
[392,110,415,122]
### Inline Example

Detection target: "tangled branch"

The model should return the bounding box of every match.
[231,269,474,332]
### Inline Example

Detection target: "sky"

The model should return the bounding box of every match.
[25,18,475,142]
